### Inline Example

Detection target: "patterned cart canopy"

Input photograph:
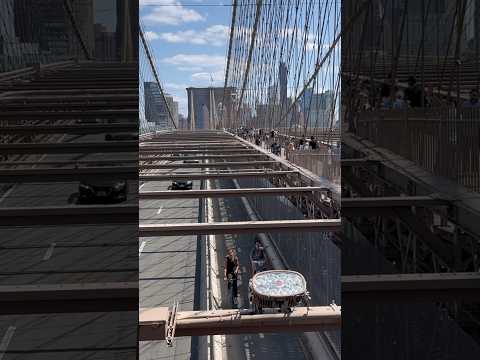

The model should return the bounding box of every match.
[250,270,308,309]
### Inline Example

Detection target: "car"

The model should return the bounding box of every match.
[105,132,138,141]
[183,160,200,164]
[78,180,127,203]
[169,180,193,190]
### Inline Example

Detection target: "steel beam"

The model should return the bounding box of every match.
[0,166,137,182]
[139,306,341,340]
[0,141,137,154]
[341,158,378,166]
[342,272,480,302]
[139,170,298,181]
[139,149,258,154]
[0,282,138,314]
[342,196,449,208]
[139,187,328,199]
[139,154,267,161]
[0,109,137,120]
[0,123,138,134]
[139,161,277,169]
[0,159,137,166]
[0,204,137,226]
[139,219,341,236]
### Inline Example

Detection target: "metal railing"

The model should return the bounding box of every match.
[288,151,341,186]
[356,108,480,192]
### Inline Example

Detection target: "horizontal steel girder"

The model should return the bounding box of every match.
[342,196,449,209]
[341,158,378,166]
[139,146,248,152]
[0,282,138,314]
[139,141,241,147]
[0,166,138,182]
[139,305,341,340]
[0,204,137,226]
[139,170,298,181]
[139,154,267,161]
[139,219,341,236]
[342,272,480,302]
[139,187,329,199]
[139,161,277,169]
[0,159,137,166]
[0,141,137,154]
[0,109,137,120]
[139,149,258,154]
[0,123,138,134]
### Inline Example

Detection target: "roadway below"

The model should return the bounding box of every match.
[0,132,137,359]
[210,178,312,360]
[139,168,204,360]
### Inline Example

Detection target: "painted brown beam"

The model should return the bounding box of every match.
[0,109,137,120]
[139,170,298,181]
[0,204,137,226]
[0,166,137,182]
[139,219,341,236]
[139,149,258,154]
[139,187,328,199]
[342,196,449,208]
[139,154,267,161]
[0,282,138,314]
[139,306,341,340]
[139,145,248,151]
[139,161,277,169]
[0,141,137,154]
[342,272,480,302]
[0,159,137,166]
[0,123,138,134]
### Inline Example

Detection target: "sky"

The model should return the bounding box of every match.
[140,0,232,117]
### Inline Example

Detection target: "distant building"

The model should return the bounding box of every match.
[279,61,288,113]
[187,87,235,130]
[178,114,188,129]
[144,82,178,129]
[301,89,334,129]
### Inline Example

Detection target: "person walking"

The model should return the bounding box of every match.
[224,248,240,304]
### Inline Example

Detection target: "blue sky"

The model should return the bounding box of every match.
[140,0,232,116]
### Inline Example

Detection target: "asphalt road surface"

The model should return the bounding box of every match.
[0,132,137,359]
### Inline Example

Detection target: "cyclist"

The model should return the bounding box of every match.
[224,248,240,305]
[250,237,266,274]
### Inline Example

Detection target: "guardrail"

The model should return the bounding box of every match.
[356,107,480,192]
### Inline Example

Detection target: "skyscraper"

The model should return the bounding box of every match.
[144,82,177,129]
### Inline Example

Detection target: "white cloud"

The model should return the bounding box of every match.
[162,54,226,68]
[144,31,160,41]
[164,82,190,91]
[160,25,229,47]
[178,66,203,72]
[142,0,205,25]
[191,69,225,82]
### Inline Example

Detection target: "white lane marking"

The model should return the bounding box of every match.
[259,333,264,339]
[0,326,16,360]
[243,341,251,360]
[42,243,56,261]
[139,241,146,255]
[156,205,164,215]
[139,183,146,190]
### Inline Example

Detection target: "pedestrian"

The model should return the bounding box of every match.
[404,76,422,107]
[310,136,317,150]
[299,135,306,150]
[224,248,240,300]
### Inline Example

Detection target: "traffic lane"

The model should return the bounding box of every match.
[139,176,201,360]
[0,181,137,207]
[211,178,309,360]
[0,311,136,360]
